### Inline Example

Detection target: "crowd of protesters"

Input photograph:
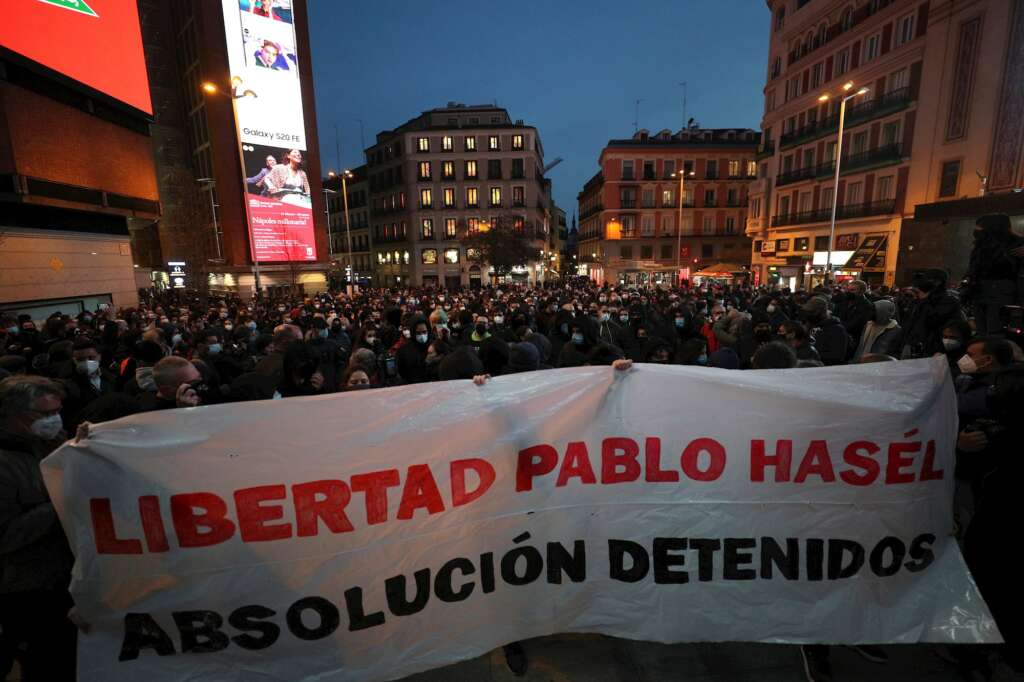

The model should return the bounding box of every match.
[2,213,1023,681]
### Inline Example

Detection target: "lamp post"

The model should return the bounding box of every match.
[200,79,261,297]
[818,81,868,283]
[195,178,222,260]
[322,187,337,256]
[671,169,695,286]
[340,169,354,294]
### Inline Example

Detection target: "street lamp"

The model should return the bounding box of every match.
[671,169,695,286]
[200,79,261,296]
[339,169,355,293]
[818,81,868,283]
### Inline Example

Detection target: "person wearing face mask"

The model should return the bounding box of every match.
[0,375,77,682]
[852,299,903,362]
[939,320,975,376]
[306,318,344,393]
[489,310,516,343]
[60,338,116,434]
[596,305,626,348]
[468,315,492,351]
[557,319,596,368]
[341,367,373,391]
[900,268,965,359]
[397,318,432,384]
[955,336,1014,423]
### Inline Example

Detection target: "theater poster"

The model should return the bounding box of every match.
[223,1,316,262]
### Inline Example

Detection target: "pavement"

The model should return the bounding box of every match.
[399,635,971,682]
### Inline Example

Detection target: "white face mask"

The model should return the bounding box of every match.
[402,329,412,339]
[76,359,100,376]
[942,338,961,352]
[957,355,978,374]
[30,413,63,440]
[767,304,777,313]
[493,316,504,325]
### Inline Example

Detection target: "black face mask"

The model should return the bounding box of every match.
[475,324,487,336]
[755,330,772,343]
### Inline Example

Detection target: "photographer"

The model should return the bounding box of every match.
[963,213,1024,333]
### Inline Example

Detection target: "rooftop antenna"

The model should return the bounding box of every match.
[679,81,687,130]
[633,98,643,134]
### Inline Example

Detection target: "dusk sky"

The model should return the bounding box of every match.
[309,0,770,219]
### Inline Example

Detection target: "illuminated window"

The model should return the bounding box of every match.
[421,218,433,239]
[467,247,480,261]
[418,161,431,180]
[489,187,502,207]
[443,187,455,208]
[422,248,438,264]
[728,160,740,177]
[512,186,525,206]
[442,135,453,151]
[385,252,393,264]
[488,135,500,150]
[403,251,410,265]
[746,160,757,177]
[513,216,525,232]
[661,189,674,207]
[442,161,455,179]
[464,136,477,151]
[468,217,480,233]
[377,252,384,264]
[512,134,524,150]
[465,160,478,178]
[399,192,406,208]
[444,248,460,264]
[466,187,478,207]
[420,188,432,208]
[417,137,429,152]
[445,218,457,237]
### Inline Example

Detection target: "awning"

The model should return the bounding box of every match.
[692,262,746,277]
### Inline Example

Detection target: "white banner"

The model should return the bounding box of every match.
[42,359,999,682]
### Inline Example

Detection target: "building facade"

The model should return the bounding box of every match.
[577,128,759,286]
[366,104,551,288]
[750,0,1024,290]
[324,165,372,285]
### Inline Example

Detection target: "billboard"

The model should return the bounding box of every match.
[222,0,317,263]
[0,0,152,116]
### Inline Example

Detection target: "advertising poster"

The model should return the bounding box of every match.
[223,0,317,262]
[0,0,152,115]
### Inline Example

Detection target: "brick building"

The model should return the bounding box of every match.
[366,104,551,288]
[577,128,758,286]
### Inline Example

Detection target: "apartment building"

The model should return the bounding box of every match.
[324,165,372,284]
[577,127,758,286]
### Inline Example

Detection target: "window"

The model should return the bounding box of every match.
[642,189,655,208]
[779,195,791,216]
[660,244,672,259]
[799,192,812,212]
[443,188,455,208]
[751,197,762,219]
[841,7,854,31]
[939,160,961,197]
[621,188,637,207]
[641,245,653,259]
[512,134,524,150]
[488,135,500,151]
[683,159,695,175]
[464,136,477,151]
[421,218,434,239]
[703,216,714,231]
[896,13,916,47]
[775,239,790,252]
[643,161,655,180]
[513,216,525,233]
[466,187,478,207]
[468,217,480,233]
[825,141,837,162]
[882,120,901,146]
[621,245,633,259]
[422,248,437,264]
[766,89,777,113]
[836,48,850,77]
[702,243,714,258]
[513,186,525,206]
[888,68,908,93]
[661,214,674,235]
[621,215,635,233]
[811,62,824,88]
[489,187,502,207]
[403,251,410,265]
[704,189,716,207]
[728,188,739,206]
[852,131,868,155]
[661,189,674,207]
[705,160,718,179]
[622,160,635,180]
[846,181,863,205]
[795,237,810,252]
[445,218,457,238]
[465,160,478,179]
[418,161,432,180]
[725,217,736,234]
[444,248,459,264]
[775,7,785,31]
[641,215,654,235]
[728,160,740,177]
[683,187,694,206]
[442,161,455,179]
[663,159,675,178]
[419,188,432,208]
[746,160,757,177]
[822,187,834,209]
[511,158,525,178]
[488,159,502,179]
[771,56,781,80]
[803,149,814,168]
[877,175,894,201]
[864,33,880,62]
[417,137,429,152]
[442,135,453,151]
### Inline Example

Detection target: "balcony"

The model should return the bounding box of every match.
[775,143,906,187]
[705,171,719,180]
[786,0,897,69]
[621,199,637,208]
[771,199,897,227]
[643,171,656,180]
[622,172,635,181]
[755,141,775,160]
[779,87,913,149]
[580,203,603,219]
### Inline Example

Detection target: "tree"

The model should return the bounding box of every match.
[460,216,540,279]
